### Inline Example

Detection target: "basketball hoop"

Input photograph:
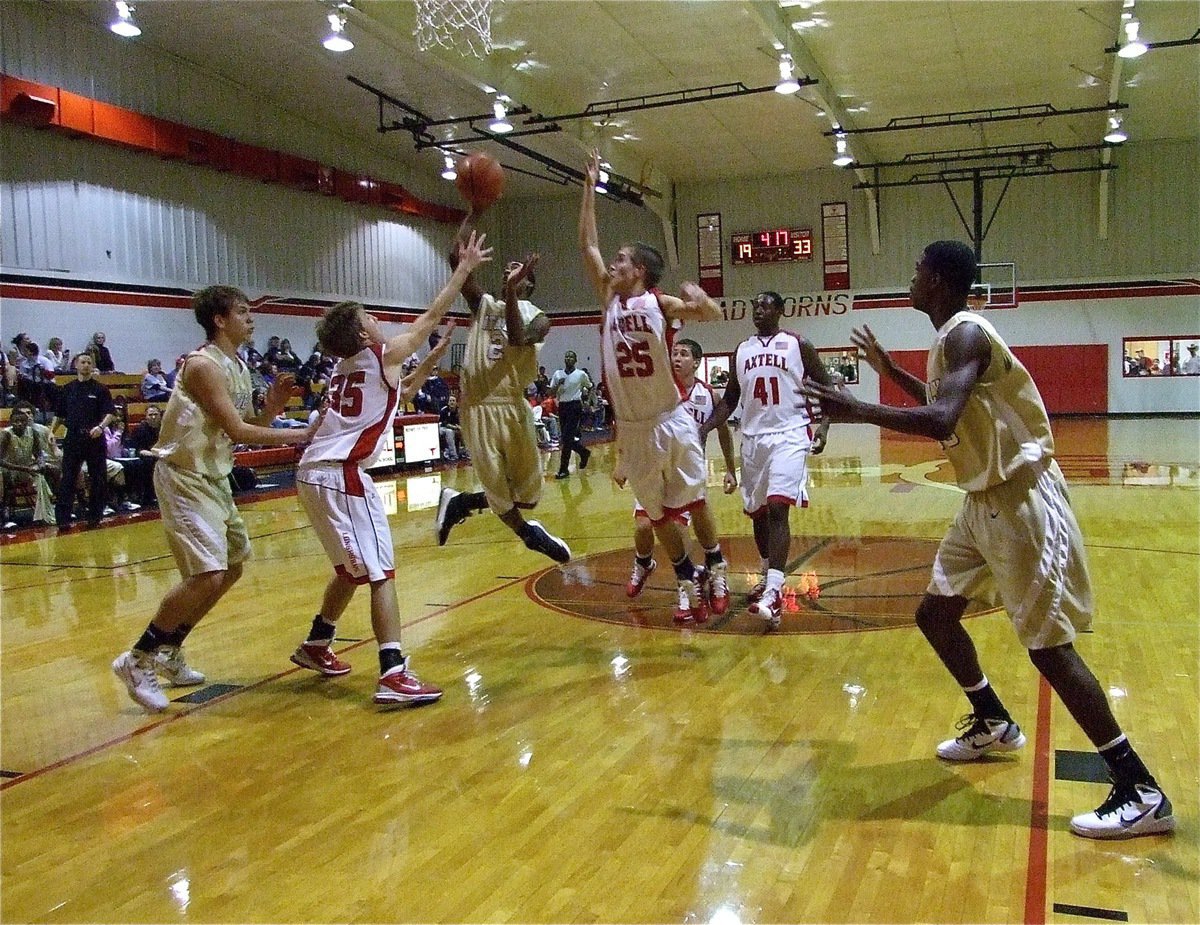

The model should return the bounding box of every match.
[414,0,496,57]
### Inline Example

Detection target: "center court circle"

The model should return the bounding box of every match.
[530,534,999,635]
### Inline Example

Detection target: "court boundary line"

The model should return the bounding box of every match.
[0,573,530,791]
[1023,674,1054,925]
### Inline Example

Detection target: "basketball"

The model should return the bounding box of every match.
[455,152,505,210]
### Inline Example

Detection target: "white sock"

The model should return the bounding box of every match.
[766,568,786,593]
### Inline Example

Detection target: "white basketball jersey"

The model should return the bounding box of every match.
[734,330,815,437]
[302,343,399,468]
[600,289,684,423]
[683,379,718,430]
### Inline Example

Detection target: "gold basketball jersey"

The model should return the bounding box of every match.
[926,311,1054,492]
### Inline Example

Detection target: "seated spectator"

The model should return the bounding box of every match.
[439,394,468,461]
[535,365,551,399]
[17,341,57,417]
[272,338,301,372]
[141,358,172,402]
[124,404,162,506]
[100,417,140,513]
[240,339,264,368]
[43,337,70,373]
[416,368,451,414]
[539,393,560,444]
[164,354,186,390]
[0,402,56,526]
[85,332,116,373]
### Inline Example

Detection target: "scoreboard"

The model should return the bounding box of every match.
[731,227,814,265]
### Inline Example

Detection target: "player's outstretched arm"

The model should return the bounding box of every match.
[184,357,316,446]
[503,254,549,346]
[449,209,486,313]
[801,323,989,441]
[852,324,927,404]
[386,230,492,367]
[660,282,720,323]
[579,150,610,303]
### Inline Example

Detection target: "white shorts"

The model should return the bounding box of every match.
[633,498,691,527]
[297,462,394,584]
[616,404,707,524]
[928,458,1093,650]
[155,461,251,578]
[740,428,811,518]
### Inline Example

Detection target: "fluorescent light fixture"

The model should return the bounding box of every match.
[596,168,609,195]
[488,100,513,134]
[832,134,854,167]
[440,156,457,180]
[775,54,801,95]
[110,1,141,37]
[323,12,354,52]
[1104,115,1128,144]
[1118,19,1147,57]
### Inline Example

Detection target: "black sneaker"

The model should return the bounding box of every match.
[435,488,471,546]
[523,520,571,563]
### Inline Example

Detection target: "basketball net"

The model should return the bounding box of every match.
[413,0,496,57]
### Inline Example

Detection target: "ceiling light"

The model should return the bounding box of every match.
[488,100,513,134]
[440,155,457,180]
[109,1,141,38]
[323,12,354,52]
[1104,115,1128,144]
[596,168,609,195]
[832,134,854,167]
[1118,19,1147,57]
[775,54,801,95]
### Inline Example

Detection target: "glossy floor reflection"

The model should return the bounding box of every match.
[1,418,1196,923]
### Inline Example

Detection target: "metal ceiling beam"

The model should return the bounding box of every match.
[523,80,816,125]
[826,103,1128,136]
[1103,28,1200,54]
[413,124,563,150]
[853,142,1116,171]
[854,163,1115,190]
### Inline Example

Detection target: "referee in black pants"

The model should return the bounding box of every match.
[52,353,115,528]
[550,350,592,478]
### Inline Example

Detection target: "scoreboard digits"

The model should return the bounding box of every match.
[731,228,814,265]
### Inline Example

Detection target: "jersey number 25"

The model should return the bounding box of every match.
[615,341,653,378]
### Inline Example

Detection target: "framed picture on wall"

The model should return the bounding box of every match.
[817,347,859,385]
[701,354,731,389]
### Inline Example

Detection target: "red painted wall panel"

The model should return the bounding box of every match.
[877,344,1109,414]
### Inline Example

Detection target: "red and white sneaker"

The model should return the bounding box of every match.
[748,587,782,629]
[673,574,709,624]
[374,660,443,705]
[290,642,352,677]
[627,557,657,598]
[706,560,730,616]
[747,574,768,605]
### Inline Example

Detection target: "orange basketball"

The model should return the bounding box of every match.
[454,152,505,210]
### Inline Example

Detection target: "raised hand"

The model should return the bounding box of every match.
[850,325,888,375]
[585,149,601,187]
[264,372,297,418]
[504,253,540,297]
[458,230,493,274]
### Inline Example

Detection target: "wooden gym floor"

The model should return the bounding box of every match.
[1,417,1196,924]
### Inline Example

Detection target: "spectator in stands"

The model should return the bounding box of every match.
[308,391,330,427]
[240,339,263,369]
[416,368,451,413]
[540,392,560,444]
[165,354,186,390]
[125,404,162,506]
[535,365,551,399]
[141,359,172,402]
[17,341,57,417]
[11,333,31,355]
[263,335,281,362]
[43,337,70,373]
[86,332,116,373]
[1183,344,1200,375]
[101,417,141,513]
[438,393,467,461]
[51,353,116,528]
[273,338,301,372]
[0,402,57,527]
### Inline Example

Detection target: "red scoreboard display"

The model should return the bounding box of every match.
[731,227,814,265]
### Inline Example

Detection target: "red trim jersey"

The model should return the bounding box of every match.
[600,289,685,424]
[301,343,398,469]
[733,330,815,437]
[683,379,718,431]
